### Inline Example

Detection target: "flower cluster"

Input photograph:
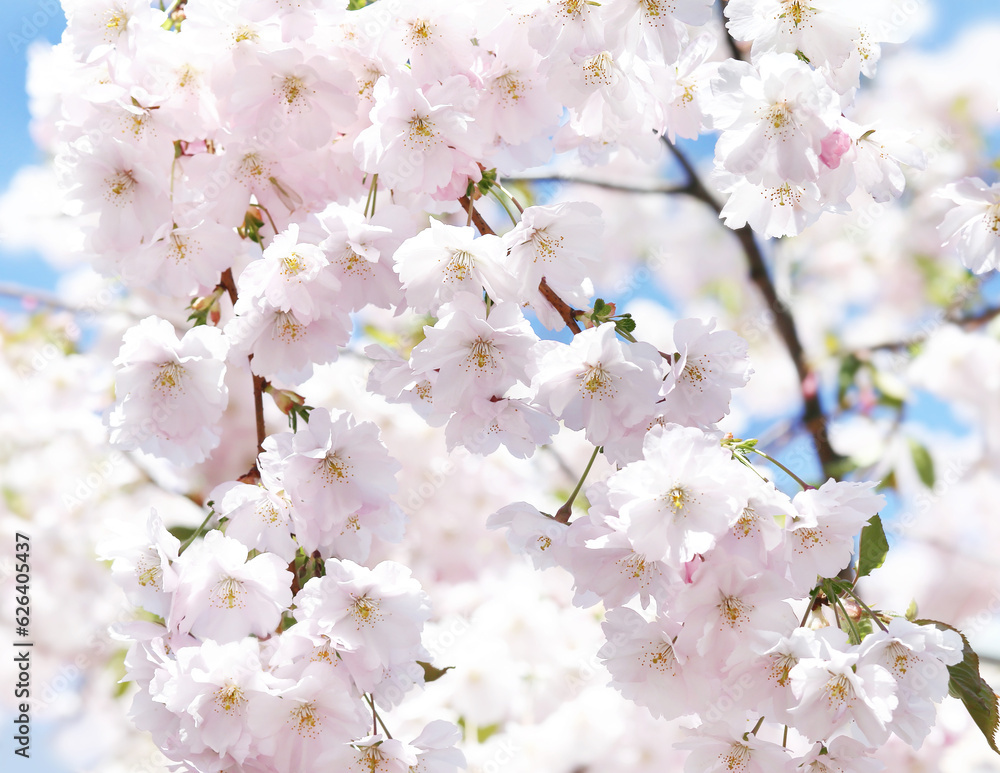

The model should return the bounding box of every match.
[31,0,1000,771]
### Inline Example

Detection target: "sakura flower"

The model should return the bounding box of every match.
[292,559,431,686]
[225,295,351,382]
[380,0,477,84]
[561,510,679,609]
[660,317,752,427]
[649,33,718,143]
[248,663,371,773]
[672,557,797,665]
[154,638,285,767]
[211,479,299,563]
[227,48,357,150]
[64,0,165,59]
[130,218,246,297]
[259,408,403,560]
[443,395,559,457]
[716,171,830,238]
[168,530,292,643]
[108,316,229,466]
[605,0,713,62]
[599,606,713,720]
[409,293,538,407]
[794,736,884,773]
[529,323,664,446]
[355,70,485,197]
[857,618,963,747]
[236,222,340,321]
[317,202,408,312]
[338,733,418,773]
[70,137,172,249]
[474,36,563,146]
[709,53,842,186]
[486,501,569,570]
[678,718,793,773]
[725,0,862,72]
[606,423,748,566]
[785,479,885,593]
[410,720,465,773]
[788,635,898,746]
[851,124,925,203]
[502,201,603,328]
[393,218,515,314]
[715,487,794,572]
[98,508,180,618]
[938,176,1000,274]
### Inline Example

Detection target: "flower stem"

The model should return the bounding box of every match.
[179,508,215,553]
[364,694,393,739]
[842,585,889,633]
[799,586,820,628]
[750,448,813,490]
[489,186,520,226]
[555,446,600,523]
[364,174,379,218]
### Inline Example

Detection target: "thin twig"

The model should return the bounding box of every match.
[459,195,587,334]
[538,278,583,334]
[252,373,267,453]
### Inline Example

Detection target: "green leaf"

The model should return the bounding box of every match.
[916,619,1000,755]
[615,316,637,334]
[475,168,498,197]
[909,439,935,488]
[187,306,210,327]
[417,661,454,683]
[905,599,919,621]
[857,514,890,579]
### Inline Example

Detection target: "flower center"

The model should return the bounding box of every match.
[721,743,752,773]
[212,576,246,610]
[153,361,185,393]
[580,363,615,396]
[583,51,615,88]
[641,641,679,674]
[824,672,856,708]
[290,702,321,738]
[718,594,751,629]
[467,337,500,370]
[215,683,247,713]
[280,75,309,107]
[105,170,136,202]
[352,595,382,626]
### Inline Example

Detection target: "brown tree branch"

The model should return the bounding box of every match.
[662,138,843,476]
[459,195,585,334]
